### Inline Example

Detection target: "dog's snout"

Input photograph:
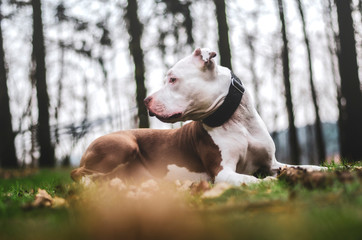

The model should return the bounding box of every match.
[144,96,152,106]
[144,96,156,117]
[148,110,155,117]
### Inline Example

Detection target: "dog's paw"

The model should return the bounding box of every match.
[241,177,262,186]
[262,176,278,182]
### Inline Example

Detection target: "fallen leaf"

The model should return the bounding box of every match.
[124,180,160,199]
[25,188,68,209]
[126,189,152,199]
[201,182,232,198]
[190,181,211,195]
[140,179,159,192]
[109,178,127,191]
[80,176,95,187]
[32,188,53,207]
[176,180,193,192]
[52,196,68,208]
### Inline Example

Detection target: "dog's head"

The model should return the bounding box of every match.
[144,48,230,123]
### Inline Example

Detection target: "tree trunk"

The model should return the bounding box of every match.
[295,0,326,164]
[32,0,55,167]
[0,6,18,168]
[55,42,64,145]
[306,124,316,164]
[245,34,261,113]
[358,0,362,24]
[335,0,362,162]
[323,0,343,161]
[276,0,301,164]
[213,0,232,70]
[124,0,149,128]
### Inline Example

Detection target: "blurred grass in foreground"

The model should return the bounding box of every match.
[0,164,361,240]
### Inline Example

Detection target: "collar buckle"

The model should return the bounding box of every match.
[231,76,245,94]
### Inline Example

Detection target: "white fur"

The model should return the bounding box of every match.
[165,164,211,182]
[200,48,212,62]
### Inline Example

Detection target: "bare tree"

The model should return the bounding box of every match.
[155,0,194,66]
[55,42,64,145]
[295,0,326,164]
[243,3,262,114]
[276,0,300,164]
[358,0,362,23]
[335,0,362,162]
[213,0,232,69]
[124,0,149,128]
[245,33,261,113]
[0,6,18,168]
[323,0,343,159]
[31,0,55,167]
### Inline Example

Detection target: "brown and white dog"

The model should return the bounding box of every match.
[71,48,324,185]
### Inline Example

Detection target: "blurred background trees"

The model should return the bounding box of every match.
[0,0,361,168]
[213,0,232,70]
[295,0,326,164]
[124,0,149,128]
[31,0,55,167]
[0,2,18,168]
[335,0,362,162]
[276,0,301,165]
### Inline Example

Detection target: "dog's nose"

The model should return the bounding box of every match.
[144,96,152,106]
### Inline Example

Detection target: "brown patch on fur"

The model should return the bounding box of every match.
[72,121,223,182]
[192,122,223,180]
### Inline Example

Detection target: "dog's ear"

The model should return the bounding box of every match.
[193,48,217,70]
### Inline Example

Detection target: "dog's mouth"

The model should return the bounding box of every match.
[148,111,183,123]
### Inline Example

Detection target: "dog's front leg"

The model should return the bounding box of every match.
[215,167,261,186]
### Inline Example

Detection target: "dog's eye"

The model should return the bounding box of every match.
[169,77,177,84]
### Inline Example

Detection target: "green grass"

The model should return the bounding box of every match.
[197,180,362,240]
[0,169,73,212]
[0,166,362,240]
[0,169,81,240]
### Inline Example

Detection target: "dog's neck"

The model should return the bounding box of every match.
[199,68,269,137]
[202,71,245,128]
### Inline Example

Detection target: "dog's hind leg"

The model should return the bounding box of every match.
[93,159,155,182]
[72,132,152,182]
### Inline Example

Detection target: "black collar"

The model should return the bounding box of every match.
[202,71,245,128]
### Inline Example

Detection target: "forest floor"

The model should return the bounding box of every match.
[1,163,362,240]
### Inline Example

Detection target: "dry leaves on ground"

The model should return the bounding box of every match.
[24,188,68,209]
[277,166,362,188]
[0,169,38,179]
[90,177,233,200]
